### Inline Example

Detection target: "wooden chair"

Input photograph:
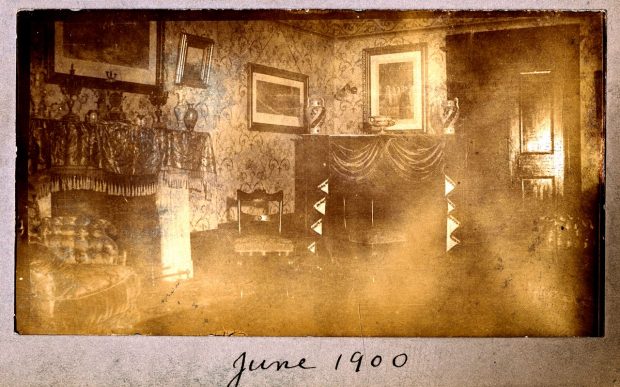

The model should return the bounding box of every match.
[233,189,294,256]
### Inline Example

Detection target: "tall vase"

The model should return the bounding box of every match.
[306,96,326,134]
[183,103,198,131]
[174,92,185,130]
[441,98,460,135]
[198,103,209,130]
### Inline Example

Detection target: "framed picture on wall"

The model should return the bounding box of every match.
[174,33,215,89]
[247,63,308,134]
[47,18,165,94]
[363,43,427,131]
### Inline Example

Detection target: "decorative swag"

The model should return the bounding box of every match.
[329,134,445,186]
[28,119,217,197]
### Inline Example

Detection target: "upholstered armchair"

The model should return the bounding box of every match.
[28,216,141,333]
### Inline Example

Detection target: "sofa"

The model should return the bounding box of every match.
[27,216,141,334]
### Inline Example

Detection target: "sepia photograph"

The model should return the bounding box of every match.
[15,9,605,338]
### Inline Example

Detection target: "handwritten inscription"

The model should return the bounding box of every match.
[227,352,316,387]
[227,351,408,386]
[334,351,408,371]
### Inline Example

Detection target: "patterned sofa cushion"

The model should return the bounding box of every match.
[28,216,140,333]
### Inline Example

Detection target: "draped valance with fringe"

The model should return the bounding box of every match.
[329,135,445,186]
[28,119,217,197]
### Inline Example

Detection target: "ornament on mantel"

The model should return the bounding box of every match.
[441,98,460,135]
[183,103,198,131]
[31,70,48,118]
[136,114,148,128]
[306,96,326,135]
[103,71,126,121]
[94,90,108,120]
[174,92,185,130]
[60,64,86,121]
[367,115,395,134]
[148,85,169,129]
[85,110,98,125]
[94,88,126,122]
[174,91,209,131]
[106,91,126,121]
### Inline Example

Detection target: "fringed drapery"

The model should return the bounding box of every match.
[28,119,217,196]
[46,170,159,197]
[329,135,445,185]
[164,129,217,174]
[160,168,217,191]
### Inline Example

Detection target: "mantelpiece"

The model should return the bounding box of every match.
[294,133,452,256]
[28,118,216,196]
[27,118,217,282]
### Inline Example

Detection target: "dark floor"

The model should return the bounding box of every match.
[132,218,595,337]
[16,203,597,337]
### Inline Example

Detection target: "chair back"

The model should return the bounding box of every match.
[236,189,283,234]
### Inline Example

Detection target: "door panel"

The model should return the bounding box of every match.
[510,71,565,201]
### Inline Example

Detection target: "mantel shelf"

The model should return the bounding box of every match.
[28,118,217,197]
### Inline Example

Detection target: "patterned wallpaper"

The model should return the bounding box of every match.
[280,15,527,38]
[280,18,450,38]
[164,21,334,230]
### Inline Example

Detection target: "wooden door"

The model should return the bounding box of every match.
[446,25,581,230]
[511,71,565,207]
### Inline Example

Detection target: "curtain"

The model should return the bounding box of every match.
[329,135,444,186]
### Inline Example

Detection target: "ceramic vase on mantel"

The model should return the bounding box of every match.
[441,98,460,135]
[174,92,185,130]
[306,96,326,135]
[183,103,198,131]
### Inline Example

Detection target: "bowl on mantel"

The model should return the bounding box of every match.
[367,115,396,134]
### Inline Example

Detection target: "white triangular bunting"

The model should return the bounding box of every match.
[447,235,460,251]
[447,215,461,252]
[445,175,456,196]
[447,215,460,236]
[318,179,329,194]
[307,241,316,253]
[311,219,323,235]
[447,198,456,214]
[313,197,326,215]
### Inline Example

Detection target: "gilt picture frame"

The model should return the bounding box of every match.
[174,32,215,89]
[363,43,427,132]
[47,18,165,94]
[247,63,308,134]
